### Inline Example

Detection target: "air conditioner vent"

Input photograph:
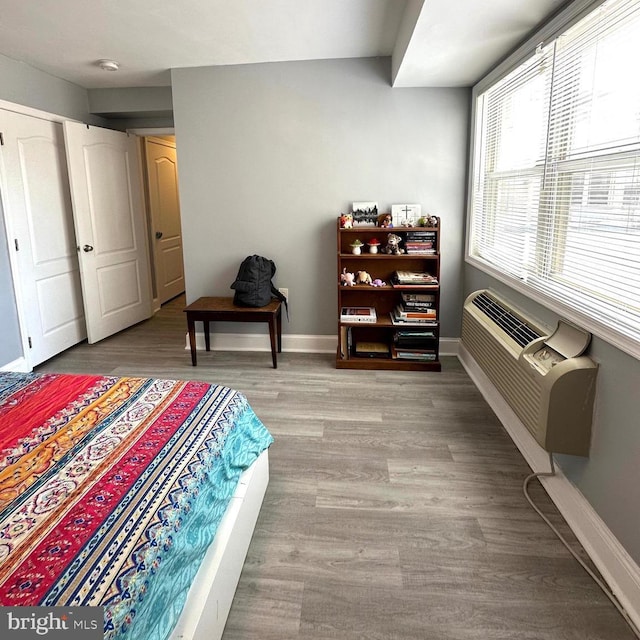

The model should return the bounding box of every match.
[472,291,542,348]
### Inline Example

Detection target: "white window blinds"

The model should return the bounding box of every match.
[470,0,640,351]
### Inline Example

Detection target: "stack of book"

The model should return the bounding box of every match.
[340,307,377,323]
[390,306,437,326]
[401,292,436,311]
[404,229,437,254]
[392,329,438,361]
[391,291,437,325]
[391,270,439,287]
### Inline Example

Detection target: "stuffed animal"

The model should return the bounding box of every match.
[340,213,354,229]
[377,213,393,228]
[417,215,439,228]
[383,233,404,255]
[340,268,355,286]
[355,270,373,285]
[371,278,386,287]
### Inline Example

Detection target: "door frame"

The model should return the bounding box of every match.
[0,99,80,371]
[128,127,180,314]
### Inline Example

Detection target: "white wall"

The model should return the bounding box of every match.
[172,57,470,337]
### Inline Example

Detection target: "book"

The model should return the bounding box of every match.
[394,304,436,320]
[401,292,436,305]
[340,307,377,323]
[405,230,436,238]
[392,271,438,286]
[401,301,436,311]
[354,341,390,358]
[393,330,438,349]
[394,329,437,341]
[393,329,436,340]
[389,311,438,326]
[339,326,348,359]
[391,346,438,361]
[405,240,434,247]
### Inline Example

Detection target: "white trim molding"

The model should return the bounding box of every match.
[458,343,640,632]
[185,333,461,357]
[185,331,337,354]
[439,337,459,357]
[0,357,30,372]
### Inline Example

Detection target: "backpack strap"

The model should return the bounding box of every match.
[271,284,289,321]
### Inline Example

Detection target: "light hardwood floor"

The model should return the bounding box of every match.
[37,296,635,640]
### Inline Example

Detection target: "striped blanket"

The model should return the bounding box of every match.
[0,372,273,640]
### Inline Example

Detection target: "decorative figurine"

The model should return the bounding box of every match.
[417,214,439,228]
[340,268,355,286]
[340,213,354,229]
[377,213,393,228]
[350,239,363,255]
[355,270,373,285]
[367,238,380,254]
[383,233,404,255]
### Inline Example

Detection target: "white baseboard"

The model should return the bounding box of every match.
[185,331,337,354]
[458,344,640,631]
[439,337,459,356]
[185,333,460,356]
[0,357,30,372]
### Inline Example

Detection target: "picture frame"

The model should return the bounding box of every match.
[391,204,422,227]
[351,201,379,225]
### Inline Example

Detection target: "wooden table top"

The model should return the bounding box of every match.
[184,296,281,313]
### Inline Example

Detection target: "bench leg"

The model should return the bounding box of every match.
[187,316,197,366]
[203,320,211,351]
[277,305,282,353]
[268,315,278,369]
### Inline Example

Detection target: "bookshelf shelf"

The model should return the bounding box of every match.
[336,218,441,371]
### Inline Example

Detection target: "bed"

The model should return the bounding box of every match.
[0,371,273,640]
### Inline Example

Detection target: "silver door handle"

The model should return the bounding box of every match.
[83,244,94,252]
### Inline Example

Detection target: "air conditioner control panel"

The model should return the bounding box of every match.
[529,345,564,372]
[522,319,593,375]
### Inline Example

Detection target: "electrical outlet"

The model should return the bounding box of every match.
[279,287,288,300]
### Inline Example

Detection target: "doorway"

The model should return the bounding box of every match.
[140,135,186,309]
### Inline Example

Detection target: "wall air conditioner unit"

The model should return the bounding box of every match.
[461,290,598,456]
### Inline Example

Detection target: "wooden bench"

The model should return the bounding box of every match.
[184,296,282,368]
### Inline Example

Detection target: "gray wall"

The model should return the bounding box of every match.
[464,266,640,564]
[0,53,99,123]
[87,86,174,131]
[172,57,469,337]
[0,54,100,368]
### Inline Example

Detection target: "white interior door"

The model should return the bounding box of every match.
[63,123,152,343]
[145,137,185,304]
[0,110,86,366]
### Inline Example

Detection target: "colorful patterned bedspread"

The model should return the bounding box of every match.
[0,372,273,640]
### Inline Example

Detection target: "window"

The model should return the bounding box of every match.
[469,0,640,353]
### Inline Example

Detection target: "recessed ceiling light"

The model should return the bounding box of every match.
[97,59,120,71]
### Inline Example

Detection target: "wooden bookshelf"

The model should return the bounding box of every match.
[336,218,441,371]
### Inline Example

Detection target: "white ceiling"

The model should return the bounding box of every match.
[0,0,568,90]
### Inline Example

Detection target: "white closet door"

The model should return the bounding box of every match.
[64,122,152,343]
[0,110,86,366]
